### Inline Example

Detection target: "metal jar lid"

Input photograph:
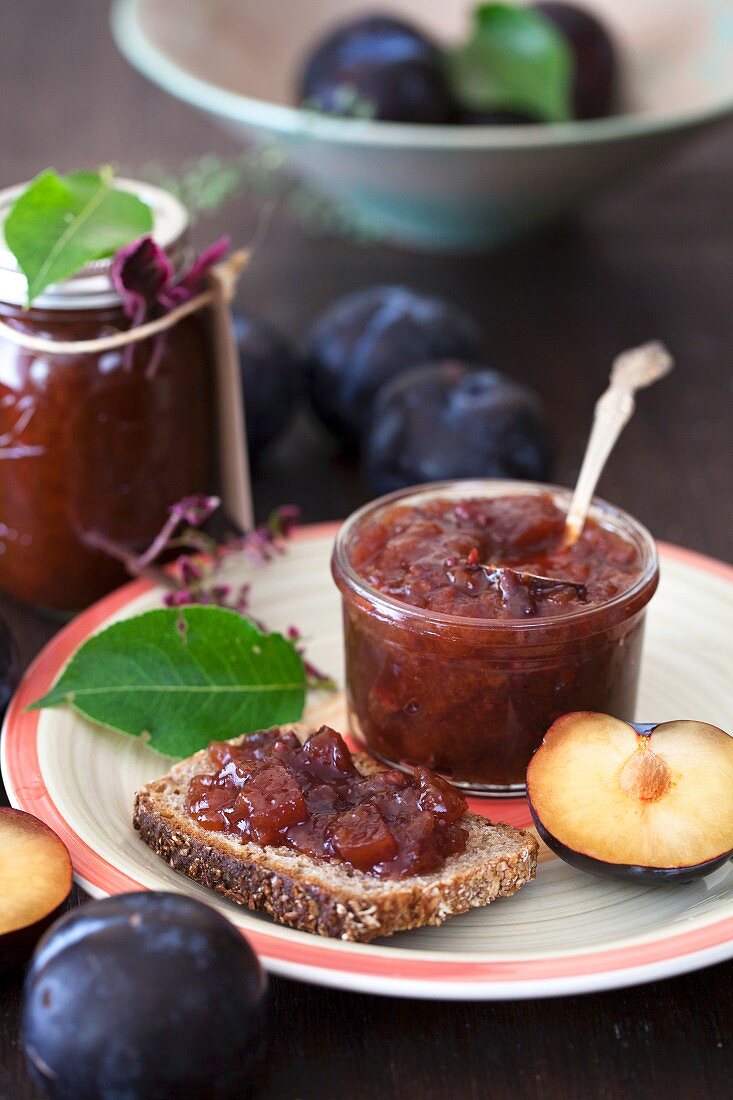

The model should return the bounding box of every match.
[0,178,189,310]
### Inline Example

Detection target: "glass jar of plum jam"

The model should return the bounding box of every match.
[0,182,212,612]
[332,480,659,795]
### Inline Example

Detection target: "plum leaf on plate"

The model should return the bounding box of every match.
[28,607,307,758]
[527,713,733,883]
[448,3,573,124]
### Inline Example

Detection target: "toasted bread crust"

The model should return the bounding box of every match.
[133,730,538,943]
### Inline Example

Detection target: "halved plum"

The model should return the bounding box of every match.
[0,808,73,972]
[526,713,733,883]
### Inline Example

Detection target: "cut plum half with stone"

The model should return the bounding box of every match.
[0,808,72,972]
[526,713,733,883]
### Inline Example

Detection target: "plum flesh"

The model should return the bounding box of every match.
[298,15,454,123]
[0,809,72,974]
[530,811,733,884]
[527,713,733,884]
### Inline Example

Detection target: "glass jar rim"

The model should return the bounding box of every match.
[332,479,659,631]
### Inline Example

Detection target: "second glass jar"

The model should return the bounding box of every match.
[0,181,212,612]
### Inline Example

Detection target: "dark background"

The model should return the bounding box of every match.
[1,2,732,1097]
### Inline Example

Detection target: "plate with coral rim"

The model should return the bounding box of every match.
[2,523,733,1000]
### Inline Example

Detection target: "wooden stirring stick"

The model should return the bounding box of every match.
[562,341,674,547]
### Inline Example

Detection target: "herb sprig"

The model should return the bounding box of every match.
[29,607,307,759]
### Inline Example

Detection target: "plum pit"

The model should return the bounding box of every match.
[619,741,671,803]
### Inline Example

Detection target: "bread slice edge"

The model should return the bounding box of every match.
[133,729,539,943]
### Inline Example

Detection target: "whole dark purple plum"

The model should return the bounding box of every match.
[533,2,617,119]
[298,15,455,123]
[22,892,267,1100]
[233,313,303,461]
[308,285,483,448]
[363,361,553,494]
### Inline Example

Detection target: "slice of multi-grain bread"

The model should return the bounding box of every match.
[133,726,538,943]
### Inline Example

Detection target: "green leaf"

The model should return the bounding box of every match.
[29,607,307,758]
[4,168,153,305]
[447,3,573,123]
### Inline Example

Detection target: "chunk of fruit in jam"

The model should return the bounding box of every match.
[186,775,239,831]
[349,493,640,620]
[352,769,411,800]
[330,805,399,871]
[299,726,359,782]
[301,782,342,815]
[185,726,469,878]
[208,729,301,769]
[282,818,332,861]
[460,493,565,557]
[235,762,309,845]
[415,767,467,822]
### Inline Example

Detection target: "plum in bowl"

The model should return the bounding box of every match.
[113,0,733,250]
[527,712,733,884]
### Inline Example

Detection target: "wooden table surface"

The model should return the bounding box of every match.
[1,2,732,1097]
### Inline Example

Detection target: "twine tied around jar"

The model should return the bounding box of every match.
[0,250,254,532]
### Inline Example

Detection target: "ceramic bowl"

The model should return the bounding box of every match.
[112,0,733,251]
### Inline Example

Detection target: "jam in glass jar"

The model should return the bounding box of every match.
[332,480,659,795]
[0,181,213,612]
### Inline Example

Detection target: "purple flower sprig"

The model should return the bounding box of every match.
[110,235,229,378]
[84,496,334,692]
[135,494,220,570]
